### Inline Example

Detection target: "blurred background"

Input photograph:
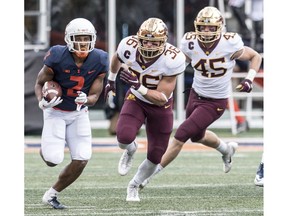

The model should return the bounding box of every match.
[24,0,263,136]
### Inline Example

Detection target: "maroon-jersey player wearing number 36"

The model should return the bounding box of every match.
[34,18,109,209]
[140,6,263,189]
[104,17,186,201]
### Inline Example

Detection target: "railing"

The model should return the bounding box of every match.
[228,72,264,134]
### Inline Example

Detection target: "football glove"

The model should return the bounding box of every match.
[236,79,253,93]
[107,91,116,109]
[39,96,63,110]
[119,68,141,90]
[104,80,116,102]
[75,91,87,104]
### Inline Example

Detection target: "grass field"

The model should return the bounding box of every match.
[25,140,263,216]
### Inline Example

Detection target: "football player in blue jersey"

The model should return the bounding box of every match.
[34,18,109,209]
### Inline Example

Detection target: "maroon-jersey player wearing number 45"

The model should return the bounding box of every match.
[104,17,186,202]
[140,6,263,190]
[34,18,108,209]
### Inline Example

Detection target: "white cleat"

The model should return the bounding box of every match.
[222,142,238,173]
[254,174,264,187]
[118,142,138,176]
[126,184,140,202]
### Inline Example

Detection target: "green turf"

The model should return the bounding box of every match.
[91,128,263,138]
[25,149,263,215]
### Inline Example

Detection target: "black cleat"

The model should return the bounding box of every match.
[42,191,67,209]
[47,196,67,209]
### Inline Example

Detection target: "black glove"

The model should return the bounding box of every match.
[119,68,141,90]
[104,80,116,102]
[236,79,253,93]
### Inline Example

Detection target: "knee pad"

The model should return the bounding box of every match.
[117,125,138,144]
[43,151,64,166]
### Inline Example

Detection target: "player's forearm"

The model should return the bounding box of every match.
[109,53,122,76]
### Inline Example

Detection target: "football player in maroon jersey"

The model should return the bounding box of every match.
[140,6,262,190]
[104,17,186,201]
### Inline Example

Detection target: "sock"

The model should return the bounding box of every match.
[127,141,137,154]
[130,159,157,186]
[153,164,163,176]
[48,187,59,196]
[216,139,229,155]
[119,141,137,154]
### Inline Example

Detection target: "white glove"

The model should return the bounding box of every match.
[107,91,116,109]
[39,96,63,110]
[75,91,87,104]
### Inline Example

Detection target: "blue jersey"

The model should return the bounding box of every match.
[43,45,109,111]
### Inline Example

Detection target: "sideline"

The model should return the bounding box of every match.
[25,137,263,153]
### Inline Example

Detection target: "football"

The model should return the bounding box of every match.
[42,80,62,102]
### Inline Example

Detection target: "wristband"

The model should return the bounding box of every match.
[108,71,117,81]
[246,69,257,81]
[137,85,148,95]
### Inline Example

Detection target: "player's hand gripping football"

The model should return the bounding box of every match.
[236,79,253,93]
[119,68,141,90]
[75,91,87,111]
[39,96,63,110]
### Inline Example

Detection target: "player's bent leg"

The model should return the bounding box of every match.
[160,138,185,168]
[118,142,138,176]
[199,130,238,173]
[56,160,88,189]
[139,138,184,190]
[41,117,66,166]
[40,149,57,167]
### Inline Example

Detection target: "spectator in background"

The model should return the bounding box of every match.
[228,0,251,41]
[250,0,263,53]
[34,18,109,209]
[228,0,263,53]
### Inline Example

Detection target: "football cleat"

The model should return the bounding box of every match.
[42,191,66,209]
[118,142,138,176]
[254,163,264,187]
[222,142,238,173]
[126,184,140,202]
[254,175,264,187]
